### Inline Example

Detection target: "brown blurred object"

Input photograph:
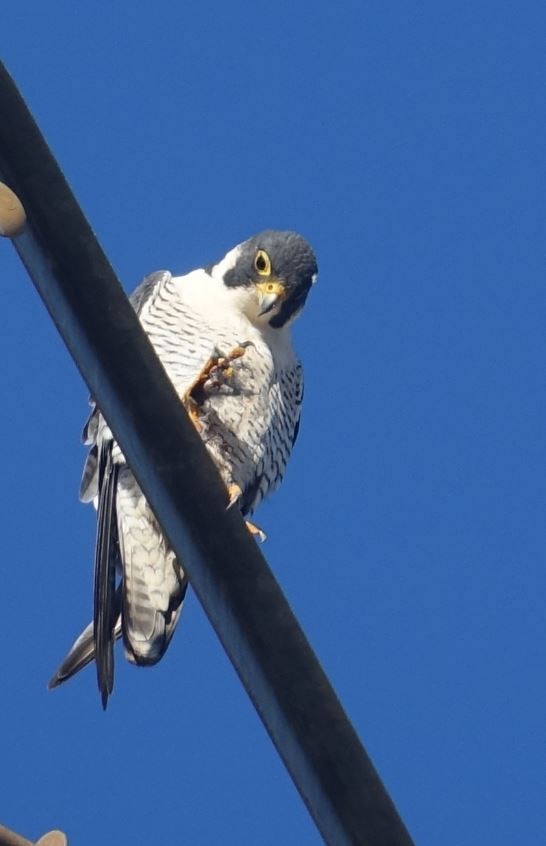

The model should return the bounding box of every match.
[0,825,67,846]
[0,181,26,237]
[36,833,68,846]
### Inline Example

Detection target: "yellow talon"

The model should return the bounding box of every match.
[245,520,267,543]
[226,484,266,541]
[227,483,243,508]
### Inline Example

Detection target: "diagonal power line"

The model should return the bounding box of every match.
[0,61,414,846]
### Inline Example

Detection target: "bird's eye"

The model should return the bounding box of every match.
[254,250,271,275]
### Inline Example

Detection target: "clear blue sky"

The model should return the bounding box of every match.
[1,2,545,844]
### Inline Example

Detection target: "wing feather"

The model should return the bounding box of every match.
[93,441,120,709]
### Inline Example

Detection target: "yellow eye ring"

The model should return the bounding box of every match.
[254,249,271,276]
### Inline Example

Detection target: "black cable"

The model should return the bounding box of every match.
[0,61,414,846]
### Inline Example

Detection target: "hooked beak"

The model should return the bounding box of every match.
[256,280,286,316]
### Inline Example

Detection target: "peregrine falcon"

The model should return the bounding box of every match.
[48,230,318,707]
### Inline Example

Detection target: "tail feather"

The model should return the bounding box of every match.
[94,443,120,709]
[49,456,187,704]
[118,474,187,665]
[48,589,123,689]
[123,565,187,665]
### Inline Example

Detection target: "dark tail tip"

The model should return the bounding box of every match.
[47,673,61,691]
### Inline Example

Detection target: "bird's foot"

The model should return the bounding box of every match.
[200,342,252,391]
[184,396,203,432]
[226,484,267,542]
[181,342,253,430]
[245,520,267,543]
[227,483,243,508]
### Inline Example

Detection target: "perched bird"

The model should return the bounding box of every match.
[48,230,318,707]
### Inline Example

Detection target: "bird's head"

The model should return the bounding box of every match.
[209,230,318,328]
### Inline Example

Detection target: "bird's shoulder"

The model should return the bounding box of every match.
[129,267,213,315]
[129,270,172,315]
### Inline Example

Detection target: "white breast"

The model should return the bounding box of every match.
[138,267,301,510]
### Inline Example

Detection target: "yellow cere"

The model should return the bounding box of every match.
[256,280,286,298]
